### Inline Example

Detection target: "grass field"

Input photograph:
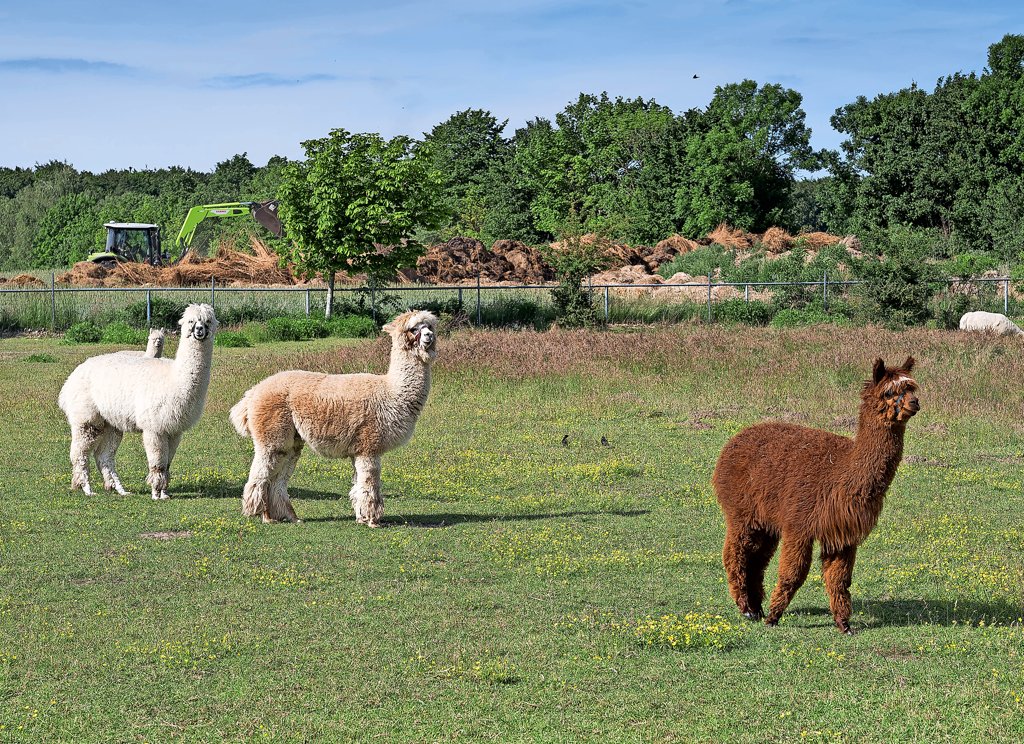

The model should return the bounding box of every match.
[0,325,1022,742]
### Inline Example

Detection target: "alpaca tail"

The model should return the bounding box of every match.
[229,393,251,438]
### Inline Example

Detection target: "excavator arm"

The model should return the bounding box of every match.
[172,200,283,261]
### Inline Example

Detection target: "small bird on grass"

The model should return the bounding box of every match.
[561,434,570,447]
[601,435,610,447]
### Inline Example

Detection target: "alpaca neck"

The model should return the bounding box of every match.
[385,344,431,404]
[171,336,214,396]
[846,407,907,499]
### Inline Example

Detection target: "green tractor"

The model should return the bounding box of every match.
[87,200,283,267]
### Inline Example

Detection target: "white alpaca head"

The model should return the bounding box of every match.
[384,310,438,364]
[179,303,218,343]
[146,328,166,357]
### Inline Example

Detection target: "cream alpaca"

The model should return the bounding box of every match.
[230,310,438,525]
[58,304,217,499]
[116,328,166,358]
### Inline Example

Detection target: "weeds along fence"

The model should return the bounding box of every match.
[0,273,1018,331]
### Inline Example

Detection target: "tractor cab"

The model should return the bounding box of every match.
[89,223,164,267]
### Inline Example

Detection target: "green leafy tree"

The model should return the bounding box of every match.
[276,129,447,317]
[676,81,817,235]
[421,109,510,238]
[33,192,101,267]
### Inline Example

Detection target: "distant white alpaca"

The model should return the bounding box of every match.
[959,311,1024,336]
[58,304,218,499]
[116,328,166,358]
[230,310,438,525]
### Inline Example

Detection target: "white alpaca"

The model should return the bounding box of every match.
[230,310,438,525]
[116,328,166,358]
[959,311,1024,336]
[58,304,218,499]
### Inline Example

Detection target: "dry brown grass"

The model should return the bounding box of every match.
[288,325,1024,429]
[759,227,794,252]
[707,224,753,250]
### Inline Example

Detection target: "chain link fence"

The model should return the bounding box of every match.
[0,273,1018,331]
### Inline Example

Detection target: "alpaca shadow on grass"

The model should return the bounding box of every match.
[302,508,652,527]
[778,597,1023,631]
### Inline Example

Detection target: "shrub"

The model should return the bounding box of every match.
[853,226,941,327]
[64,321,102,343]
[100,321,146,345]
[326,314,378,338]
[121,297,186,329]
[542,229,607,328]
[215,303,280,325]
[265,316,330,342]
[24,353,57,363]
[714,299,773,326]
[931,292,973,330]
[215,331,254,348]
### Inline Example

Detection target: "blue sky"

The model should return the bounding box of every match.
[1,0,1021,172]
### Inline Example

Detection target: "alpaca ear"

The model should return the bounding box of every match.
[872,358,886,384]
[902,356,915,372]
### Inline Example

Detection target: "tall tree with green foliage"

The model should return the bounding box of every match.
[676,81,816,235]
[421,109,509,239]
[276,129,447,317]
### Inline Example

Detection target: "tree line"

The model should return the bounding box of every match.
[2,34,1023,273]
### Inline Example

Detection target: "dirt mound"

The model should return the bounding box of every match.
[797,231,842,249]
[760,227,794,253]
[413,238,555,284]
[708,224,754,250]
[57,237,297,287]
[0,274,47,287]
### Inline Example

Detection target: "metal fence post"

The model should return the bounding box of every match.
[823,270,828,313]
[210,277,215,309]
[50,273,56,330]
[476,273,481,325]
[707,271,712,322]
[1005,278,1009,315]
[305,288,310,317]
[457,286,463,310]
[604,286,609,323]
[745,284,749,303]
[370,282,377,324]
[146,289,152,326]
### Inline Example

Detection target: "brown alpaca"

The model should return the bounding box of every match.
[712,357,920,634]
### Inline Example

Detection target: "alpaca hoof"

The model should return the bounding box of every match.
[764,617,779,627]
[261,514,278,524]
[742,611,763,622]
[837,622,855,635]
[159,492,170,500]
[151,494,160,501]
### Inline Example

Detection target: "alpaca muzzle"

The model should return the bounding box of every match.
[897,393,920,420]
[192,324,208,340]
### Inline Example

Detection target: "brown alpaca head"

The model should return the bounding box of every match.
[862,357,920,426]
[384,310,438,364]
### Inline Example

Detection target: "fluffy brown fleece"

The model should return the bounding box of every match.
[712,357,920,634]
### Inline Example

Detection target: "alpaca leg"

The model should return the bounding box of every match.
[142,431,170,501]
[724,527,779,620]
[270,441,304,524]
[745,530,780,620]
[94,428,129,495]
[822,545,858,635]
[164,433,183,492]
[765,536,814,626]
[242,444,288,523]
[722,527,753,617]
[350,455,383,526]
[69,422,102,495]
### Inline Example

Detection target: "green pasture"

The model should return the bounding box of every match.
[0,326,1021,742]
